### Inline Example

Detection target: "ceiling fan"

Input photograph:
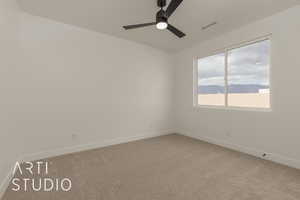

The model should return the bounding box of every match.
[123,0,186,38]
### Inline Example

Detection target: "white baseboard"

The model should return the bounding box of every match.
[0,129,173,199]
[178,129,300,170]
[21,130,173,162]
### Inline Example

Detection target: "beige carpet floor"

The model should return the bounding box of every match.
[2,134,300,200]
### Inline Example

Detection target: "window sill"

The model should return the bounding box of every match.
[193,105,272,112]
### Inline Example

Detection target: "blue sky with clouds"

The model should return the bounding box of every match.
[198,40,270,86]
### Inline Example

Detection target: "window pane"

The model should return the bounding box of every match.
[228,40,270,108]
[198,53,225,106]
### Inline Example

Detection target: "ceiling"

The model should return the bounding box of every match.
[18,0,299,52]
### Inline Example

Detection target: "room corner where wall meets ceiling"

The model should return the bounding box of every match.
[17,0,300,52]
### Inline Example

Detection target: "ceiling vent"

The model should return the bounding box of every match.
[202,22,217,30]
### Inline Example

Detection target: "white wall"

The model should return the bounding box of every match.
[17,13,173,153]
[1,6,174,191]
[174,5,300,168]
[0,0,22,190]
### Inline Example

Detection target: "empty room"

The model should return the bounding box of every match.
[1,0,300,199]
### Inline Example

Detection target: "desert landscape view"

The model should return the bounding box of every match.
[198,93,270,108]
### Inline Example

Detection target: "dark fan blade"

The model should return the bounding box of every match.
[123,22,156,30]
[166,0,183,17]
[167,24,186,38]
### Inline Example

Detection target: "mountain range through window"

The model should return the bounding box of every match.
[197,39,270,108]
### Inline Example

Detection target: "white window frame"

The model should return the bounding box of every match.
[193,35,272,112]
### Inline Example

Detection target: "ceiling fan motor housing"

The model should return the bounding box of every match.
[156,9,168,23]
[157,0,166,8]
[123,0,185,38]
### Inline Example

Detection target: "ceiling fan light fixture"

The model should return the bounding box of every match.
[156,22,168,30]
[123,0,185,38]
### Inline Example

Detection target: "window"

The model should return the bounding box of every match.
[198,53,226,106]
[196,38,271,109]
